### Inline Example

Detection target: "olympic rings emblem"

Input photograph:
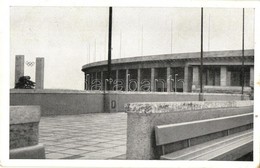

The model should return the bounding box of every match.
[26,61,35,67]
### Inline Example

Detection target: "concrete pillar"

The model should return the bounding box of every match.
[183,65,189,92]
[126,69,129,91]
[192,66,199,87]
[15,55,24,85]
[100,71,103,90]
[227,71,231,86]
[250,66,254,87]
[35,57,44,89]
[95,72,98,90]
[137,69,141,91]
[151,68,155,92]
[116,70,119,91]
[84,73,87,90]
[220,66,227,86]
[167,67,171,92]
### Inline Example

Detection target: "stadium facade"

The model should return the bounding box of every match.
[82,49,254,94]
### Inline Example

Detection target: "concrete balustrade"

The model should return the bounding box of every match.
[10,106,45,159]
[125,100,253,160]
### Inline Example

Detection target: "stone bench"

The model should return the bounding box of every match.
[155,113,253,160]
[125,100,254,160]
[10,106,45,159]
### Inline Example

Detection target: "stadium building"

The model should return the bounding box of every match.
[82,49,254,94]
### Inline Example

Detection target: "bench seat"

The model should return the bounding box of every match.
[161,129,253,160]
[155,113,253,161]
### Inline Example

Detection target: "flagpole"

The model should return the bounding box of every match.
[199,7,204,100]
[241,8,245,96]
[107,7,113,91]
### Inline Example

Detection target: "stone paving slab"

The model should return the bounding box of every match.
[39,112,127,159]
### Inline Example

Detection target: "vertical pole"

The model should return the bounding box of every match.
[141,25,143,56]
[200,7,204,100]
[208,14,211,51]
[120,30,122,59]
[107,7,113,91]
[171,19,173,54]
[241,8,245,95]
[88,43,90,63]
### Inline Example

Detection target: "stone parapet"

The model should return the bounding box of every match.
[125,100,253,114]
[10,106,45,159]
[125,101,253,160]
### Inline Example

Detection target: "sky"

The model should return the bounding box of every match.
[10,7,255,90]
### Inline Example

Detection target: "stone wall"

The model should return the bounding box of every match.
[10,106,45,159]
[10,89,250,115]
[125,101,254,160]
[10,89,104,116]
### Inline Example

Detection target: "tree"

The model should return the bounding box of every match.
[15,76,35,89]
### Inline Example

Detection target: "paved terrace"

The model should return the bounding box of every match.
[39,113,127,160]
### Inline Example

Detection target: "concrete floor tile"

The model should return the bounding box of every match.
[93,143,120,148]
[46,152,72,159]
[44,145,68,152]
[56,143,84,149]
[77,146,104,151]
[59,149,90,155]
[73,141,101,146]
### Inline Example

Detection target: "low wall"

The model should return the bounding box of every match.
[104,91,249,112]
[10,89,104,116]
[125,100,254,160]
[10,89,250,115]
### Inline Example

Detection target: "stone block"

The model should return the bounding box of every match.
[10,122,39,149]
[10,106,45,159]
[10,106,41,124]
[10,144,45,159]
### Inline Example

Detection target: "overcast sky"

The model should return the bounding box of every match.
[10,7,254,90]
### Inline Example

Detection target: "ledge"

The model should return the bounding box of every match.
[10,143,45,159]
[125,100,254,114]
[10,106,41,124]
[10,89,102,94]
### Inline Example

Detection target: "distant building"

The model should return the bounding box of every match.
[81,49,254,94]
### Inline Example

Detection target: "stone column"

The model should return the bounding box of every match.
[220,66,227,86]
[167,67,171,92]
[35,57,44,89]
[151,68,155,92]
[250,66,254,87]
[137,69,141,91]
[116,70,119,91]
[183,65,189,92]
[192,66,199,87]
[100,71,104,90]
[84,73,87,90]
[95,72,98,90]
[126,69,129,91]
[15,55,24,85]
